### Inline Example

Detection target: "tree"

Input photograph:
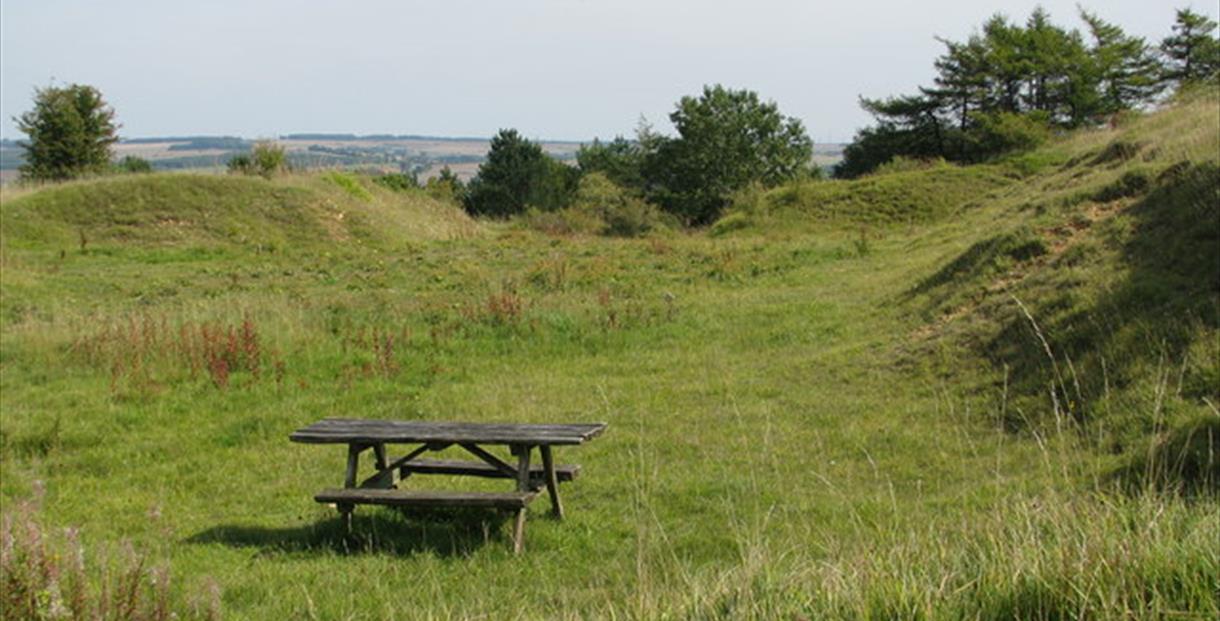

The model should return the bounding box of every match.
[576,136,645,190]
[464,129,577,217]
[1160,8,1220,85]
[1080,10,1162,116]
[642,85,812,224]
[836,7,1171,177]
[14,83,119,181]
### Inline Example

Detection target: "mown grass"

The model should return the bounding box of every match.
[1,90,1218,619]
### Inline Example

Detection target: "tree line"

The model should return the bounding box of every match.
[12,6,1214,226]
[460,84,815,226]
[835,7,1219,178]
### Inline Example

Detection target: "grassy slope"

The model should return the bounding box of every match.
[720,88,1220,482]
[0,93,1217,619]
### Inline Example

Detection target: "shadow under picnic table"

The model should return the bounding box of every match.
[187,507,515,558]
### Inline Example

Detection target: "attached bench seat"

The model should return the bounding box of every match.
[315,487,537,509]
[315,487,538,553]
[400,458,580,482]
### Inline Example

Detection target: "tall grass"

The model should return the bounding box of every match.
[639,491,1219,620]
[1,488,221,621]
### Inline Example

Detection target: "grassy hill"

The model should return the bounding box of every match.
[0,91,1217,619]
[716,87,1219,486]
[0,171,478,252]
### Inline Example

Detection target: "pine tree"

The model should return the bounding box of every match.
[463,129,575,217]
[1160,8,1220,85]
[929,36,990,133]
[1080,10,1163,115]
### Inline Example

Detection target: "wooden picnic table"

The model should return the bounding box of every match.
[290,418,607,553]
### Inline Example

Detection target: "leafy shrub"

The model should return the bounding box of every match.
[374,172,418,192]
[521,173,668,237]
[424,166,466,204]
[967,111,1052,159]
[227,141,287,178]
[576,137,645,189]
[225,154,252,175]
[117,156,153,174]
[576,173,668,237]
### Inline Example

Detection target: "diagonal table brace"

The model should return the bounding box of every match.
[459,443,520,478]
[357,442,454,489]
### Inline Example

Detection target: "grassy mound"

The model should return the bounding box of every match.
[715,160,1015,235]
[0,172,477,253]
[900,87,1220,486]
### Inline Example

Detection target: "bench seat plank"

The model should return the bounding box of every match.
[315,488,537,509]
[401,458,579,481]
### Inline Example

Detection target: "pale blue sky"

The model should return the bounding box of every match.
[1,1,1211,142]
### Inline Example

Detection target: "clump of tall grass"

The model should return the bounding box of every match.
[70,314,273,392]
[459,290,526,327]
[0,488,221,620]
[645,491,1219,620]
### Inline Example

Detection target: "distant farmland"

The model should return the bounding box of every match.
[0,136,844,183]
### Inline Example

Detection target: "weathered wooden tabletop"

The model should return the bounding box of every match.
[289,418,607,446]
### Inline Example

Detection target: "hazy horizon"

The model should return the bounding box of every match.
[1,1,1212,143]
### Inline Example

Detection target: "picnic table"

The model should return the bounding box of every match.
[290,418,607,553]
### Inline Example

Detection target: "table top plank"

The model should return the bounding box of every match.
[290,418,607,446]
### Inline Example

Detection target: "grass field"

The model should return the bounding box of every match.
[1,91,1217,619]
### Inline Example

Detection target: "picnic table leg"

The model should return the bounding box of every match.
[513,444,532,492]
[512,444,532,554]
[339,443,362,532]
[540,445,564,519]
[512,508,527,555]
[344,444,362,488]
[373,443,388,470]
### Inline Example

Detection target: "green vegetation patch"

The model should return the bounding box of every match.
[728,161,1012,231]
[322,170,373,201]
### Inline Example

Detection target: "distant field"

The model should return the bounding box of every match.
[112,135,587,181]
[2,137,845,183]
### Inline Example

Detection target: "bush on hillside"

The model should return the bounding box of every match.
[374,172,419,192]
[572,172,668,237]
[227,141,287,178]
[576,137,645,189]
[523,173,668,237]
[117,155,153,174]
[965,111,1053,160]
[424,166,466,204]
